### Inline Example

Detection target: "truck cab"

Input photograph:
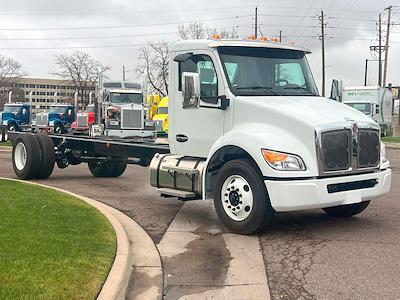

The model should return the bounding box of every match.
[101,85,155,138]
[71,104,95,134]
[0,103,31,131]
[150,39,391,234]
[35,104,75,134]
[152,96,168,134]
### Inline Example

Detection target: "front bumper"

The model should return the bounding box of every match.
[266,169,392,212]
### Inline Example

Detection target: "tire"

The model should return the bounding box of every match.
[88,159,127,178]
[12,134,42,179]
[35,134,55,179]
[8,123,17,132]
[54,124,64,134]
[111,161,127,177]
[322,201,371,217]
[213,159,274,235]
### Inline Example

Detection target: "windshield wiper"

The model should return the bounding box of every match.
[235,86,279,95]
[282,86,318,96]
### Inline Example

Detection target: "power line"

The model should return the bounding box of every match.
[0,15,251,31]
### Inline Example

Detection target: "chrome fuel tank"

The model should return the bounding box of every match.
[150,154,206,198]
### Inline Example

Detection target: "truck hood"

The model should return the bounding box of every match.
[233,96,378,176]
[236,96,374,126]
[48,112,62,121]
[0,112,15,121]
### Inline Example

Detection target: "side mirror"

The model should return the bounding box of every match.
[22,108,27,115]
[68,109,72,116]
[182,72,200,109]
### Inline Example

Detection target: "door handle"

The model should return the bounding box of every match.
[176,134,188,143]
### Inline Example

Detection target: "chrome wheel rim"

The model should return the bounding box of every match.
[14,142,27,171]
[221,175,254,221]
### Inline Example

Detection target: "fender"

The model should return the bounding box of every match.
[202,122,318,200]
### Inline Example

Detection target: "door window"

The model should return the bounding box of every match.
[179,54,218,100]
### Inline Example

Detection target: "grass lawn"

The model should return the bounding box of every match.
[0,141,12,147]
[382,136,400,143]
[0,180,116,299]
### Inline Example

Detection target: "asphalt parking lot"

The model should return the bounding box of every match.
[0,146,399,299]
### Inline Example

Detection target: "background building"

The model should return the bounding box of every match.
[8,78,95,113]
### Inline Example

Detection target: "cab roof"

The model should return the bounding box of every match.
[171,39,311,54]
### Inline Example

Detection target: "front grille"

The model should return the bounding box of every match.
[36,113,48,126]
[358,129,380,168]
[121,109,142,129]
[77,114,88,127]
[320,129,351,172]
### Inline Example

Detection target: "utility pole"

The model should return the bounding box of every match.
[254,7,258,38]
[383,6,392,88]
[378,13,382,86]
[319,10,326,97]
[122,65,126,81]
[279,30,282,42]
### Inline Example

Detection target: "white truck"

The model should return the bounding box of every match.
[97,83,156,139]
[8,39,392,235]
[342,86,393,136]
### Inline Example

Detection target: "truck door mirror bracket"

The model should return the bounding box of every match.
[219,95,230,110]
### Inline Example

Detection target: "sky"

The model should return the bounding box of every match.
[0,0,399,95]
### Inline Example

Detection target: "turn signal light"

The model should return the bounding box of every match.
[262,150,288,163]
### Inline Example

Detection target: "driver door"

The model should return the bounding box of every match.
[173,52,225,158]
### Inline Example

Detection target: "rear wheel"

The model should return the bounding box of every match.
[213,159,274,235]
[88,159,127,177]
[323,201,371,217]
[12,134,42,179]
[35,134,55,179]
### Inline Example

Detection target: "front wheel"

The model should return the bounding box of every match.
[54,124,64,134]
[7,123,17,132]
[322,201,370,217]
[213,159,274,235]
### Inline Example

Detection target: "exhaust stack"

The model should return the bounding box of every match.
[8,91,12,103]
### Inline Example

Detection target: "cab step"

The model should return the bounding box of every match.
[157,188,197,200]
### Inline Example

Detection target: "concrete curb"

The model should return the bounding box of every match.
[384,142,400,149]
[0,146,11,151]
[0,177,133,300]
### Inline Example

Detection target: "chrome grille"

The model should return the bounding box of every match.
[320,129,351,172]
[77,113,88,128]
[36,113,48,126]
[121,108,143,129]
[358,129,380,168]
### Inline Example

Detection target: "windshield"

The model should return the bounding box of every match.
[110,92,143,104]
[50,106,67,114]
[157,107,168,114]
[345,103,372,115]
[86,106,95,113]
[3,105,22,114]
[218,46,318,96]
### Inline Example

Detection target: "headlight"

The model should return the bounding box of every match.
[381,142,387,163]
[2,120,8,125]
[262,149,306,171]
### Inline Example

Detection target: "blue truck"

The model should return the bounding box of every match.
[34,104,76,134]
[0,103,31,132]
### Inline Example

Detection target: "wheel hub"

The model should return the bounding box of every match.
[221,175,253,221]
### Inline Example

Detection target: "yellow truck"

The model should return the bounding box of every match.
[152,96,168,134]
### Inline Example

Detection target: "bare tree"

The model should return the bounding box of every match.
[52,51,110,106]
[136,41,170,97]
[0,55,26,86]
[0,55,26,109]
[178,22,238,40]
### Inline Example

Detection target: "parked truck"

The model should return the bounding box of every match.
[97,82,156,139]
[342,86,393,136]
[0,102,31,132]
[7,39,392,235]
[34,103,76,134]
[71,104,95,134]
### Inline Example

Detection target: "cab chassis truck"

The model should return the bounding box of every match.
[7,40,392,235]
